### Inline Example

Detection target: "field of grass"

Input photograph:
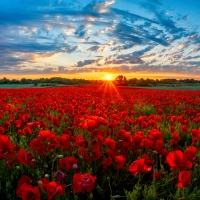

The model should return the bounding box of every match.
[1,83,200,90]
[120,85,200,90]
[0,84,34,88]
[0,83,66,88]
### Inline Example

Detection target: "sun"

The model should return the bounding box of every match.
[105,74,111,80]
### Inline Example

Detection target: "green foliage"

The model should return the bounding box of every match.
[134,104,157,116]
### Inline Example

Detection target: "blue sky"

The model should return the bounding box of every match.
[1,0,200,80]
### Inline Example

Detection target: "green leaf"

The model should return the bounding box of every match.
[196,151,200,158]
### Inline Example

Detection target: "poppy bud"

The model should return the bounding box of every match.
[57,155,63,158]
[44,174,49,179]
[112,195,121,199]
[89,193,93,199]
[38,181,42,185]
[72,164,79,170]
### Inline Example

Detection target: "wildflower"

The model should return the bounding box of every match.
[72,173,96,194]
[129,158,152,176]
[177,171,191,188]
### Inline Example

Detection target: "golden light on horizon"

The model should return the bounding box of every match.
[105,74,111,80]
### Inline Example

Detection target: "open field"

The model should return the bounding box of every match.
[0,85,200,199]
[0,84,34,88]
[0,83,67,88]
[1,83,200,90]
[120,85,200,90]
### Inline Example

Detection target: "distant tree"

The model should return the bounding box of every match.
[114,75,128,86]
[2,77,9,84]
[128,78,138,86]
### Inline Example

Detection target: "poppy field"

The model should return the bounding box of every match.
[1,85,200,200]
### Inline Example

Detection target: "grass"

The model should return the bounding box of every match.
[120,85,200,90]
[0,84,34,88]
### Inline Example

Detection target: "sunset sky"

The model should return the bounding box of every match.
[1,0,200,80]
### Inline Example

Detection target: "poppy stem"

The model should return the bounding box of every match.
[138,173,141,182]
[181,188,185,200]
[107,177,113,198]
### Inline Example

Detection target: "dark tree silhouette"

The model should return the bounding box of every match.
[114,75,128,86]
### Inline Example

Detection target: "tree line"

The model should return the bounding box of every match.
[0,76,199,87]
[0,77,101,86]
[114,75,200,86]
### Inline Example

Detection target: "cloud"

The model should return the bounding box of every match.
[75,60,96,67]
[87,45,107,52]
[190,44,200,53]
[141,53,156,59]
[177,41,190,50]
[108,22,170,47]
[0,0,200,77]
[182,15,189,21]
[111,8,159,24]
[111,42,136,51]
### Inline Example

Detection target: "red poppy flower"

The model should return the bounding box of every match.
[132,132,144,145]
[78,147,90,163]
[0,126,5,134]
[184,146,198,163]
[86,119,100,131]
[172,132,180,142]
[115,155,126,170]
[191,129,198,137]
[17,149,35,166]
[166,149,195,170]
[170,125,175,132]
[59,156,78,170]
[177,170,191,188]
[46,181,65,200]
[23,127,32,135]
[36,143,47,157]
[41,180,65,200]
[92,145,102,161]
[141,138,153,149]
[166,150,185,170]
[18,175,31,187]
[38,130,51,141]
[72,173,96,194]
[104,138,116,149]
[74,136,87,147]
[0,134,15,158]
[22,113,30,122]
[58,134,71,150]
[142,154,154,166]
[129,158,152,176]
[103,156,113,170]
[151,172,161,181]
[181,125,188,133]
[148,129,162,140]
[106,149,117,159]
[3,121,10,129]
[16,183,41,200]
[29,138,44,150]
